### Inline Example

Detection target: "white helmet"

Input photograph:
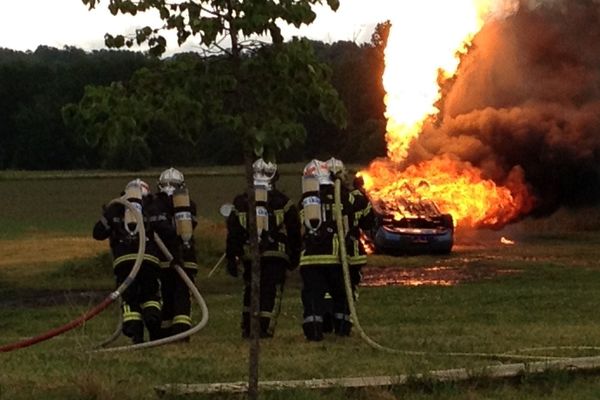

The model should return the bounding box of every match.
[125,178,150,197]
[253,158,277,189]
[158,167,185,195]
[303,159,332,185]
[326,157,345,178]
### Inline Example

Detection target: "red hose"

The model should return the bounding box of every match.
[0,197,145,353]
[0,295,114,353]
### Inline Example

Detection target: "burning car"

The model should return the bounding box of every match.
[366,195,454,255]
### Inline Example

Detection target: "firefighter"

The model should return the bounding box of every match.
[92,179,162,344]
[225,158,301,338]
[151,167,199,340]
[299,159,354,341]
[345,172,375,297]
[320,157,373,334]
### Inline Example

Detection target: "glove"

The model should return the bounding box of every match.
[226,257,239,278]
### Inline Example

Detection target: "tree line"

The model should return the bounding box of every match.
[0,29,388,170]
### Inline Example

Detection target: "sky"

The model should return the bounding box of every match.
[0,0,390,54]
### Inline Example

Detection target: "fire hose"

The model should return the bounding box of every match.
[0,197,146,353]
[333,179,575,362]
[98,250,221,348]
[93,232,209,352]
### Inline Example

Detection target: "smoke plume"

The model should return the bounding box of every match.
[409,0,600,214]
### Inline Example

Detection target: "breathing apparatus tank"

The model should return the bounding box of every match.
[255,185,269,239]
[253,158,277,240]
[326,157,350,233]
[302,159,331,233]
[124,179,148,235]
[173,187,193,248]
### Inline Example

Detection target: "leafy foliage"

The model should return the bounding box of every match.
[63,39,346,169]
[78,0,348,162]
[82,0,340,56]
[0,46,153,169]
[0,39,386,169]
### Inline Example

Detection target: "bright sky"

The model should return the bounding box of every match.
[0,0,390,54]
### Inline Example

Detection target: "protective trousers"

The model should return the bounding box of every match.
[242,258,286,338]
[322,264,362,333]
[160,266,197,337]
[300,264,351,341]
[114,261,161,343]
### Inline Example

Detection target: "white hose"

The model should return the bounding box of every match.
[110,197,147,299]
[93,233,209,352]
[333,179,564,362]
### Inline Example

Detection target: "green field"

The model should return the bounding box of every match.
[2,169,600,400]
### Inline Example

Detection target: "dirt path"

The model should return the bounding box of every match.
[0,236,105,267]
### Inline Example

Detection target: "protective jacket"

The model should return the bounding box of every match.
[92,198,161,268]
[346,188,375,266]
[226,187,301,338]
[299,184,353,266]
[226,189,301,267]
[298,181,354,341]
[92,195,162,343]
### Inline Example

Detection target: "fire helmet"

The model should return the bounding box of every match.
[253,158,277,189]
[303,159,332,185]
[158,167,185,196]
[125,178,150,197]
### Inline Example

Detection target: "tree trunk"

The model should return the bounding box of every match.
[244,152,261,400]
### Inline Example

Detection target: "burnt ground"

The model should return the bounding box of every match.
[361,264,520,287]
[360,227,529,287]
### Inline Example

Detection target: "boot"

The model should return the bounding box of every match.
[302,320,323,342]
[259,317,274,338]
[322,312,333,334]
[132,334,144,344]
[143,307,162,341]
[123,320,144,344]
[170,323,191,343]
[334,316,352,337]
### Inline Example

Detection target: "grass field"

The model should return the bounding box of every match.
[2,168,600,399]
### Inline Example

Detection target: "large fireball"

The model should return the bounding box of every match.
[361,0,532,229]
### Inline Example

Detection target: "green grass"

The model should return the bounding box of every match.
[2,170,600,399]
[0,166,311,238]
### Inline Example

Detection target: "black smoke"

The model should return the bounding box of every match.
[408,0,600,215]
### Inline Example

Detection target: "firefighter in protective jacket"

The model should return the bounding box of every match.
[225,159,301,338]
[346,172,375,295]
[92,179,162,344]
[320,158,375,333]
[299,159,354,341]
[152,167,199,339]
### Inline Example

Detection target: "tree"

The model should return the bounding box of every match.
[79,0,346,397]
[0,46,151,169]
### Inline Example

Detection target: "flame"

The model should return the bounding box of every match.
[361,0,533,229]
[361,157,531,228]
[500,236,515,245]
[384,0,490,162]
